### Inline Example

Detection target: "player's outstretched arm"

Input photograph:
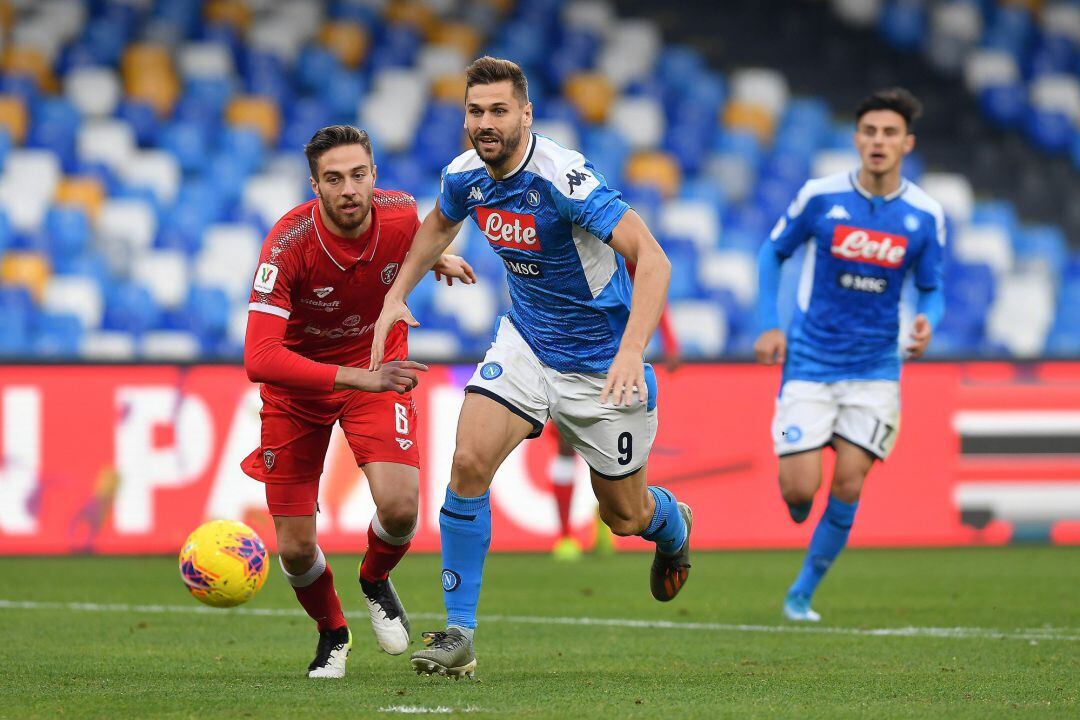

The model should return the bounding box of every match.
[753,241,786,365]
[604,210,671,406]
[370,202,463,370]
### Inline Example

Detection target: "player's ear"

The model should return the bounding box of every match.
[309,176,319,198]
[903,133,916,155]
[522,101,533,129]
[371,165,377,186]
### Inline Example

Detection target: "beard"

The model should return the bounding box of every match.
[470,126,524,168]
[325,198,371,232]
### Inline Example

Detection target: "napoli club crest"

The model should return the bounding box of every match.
[442,569,461,592]
[262,450,276,471]
[480,362,503,380]
[381,262,400,285]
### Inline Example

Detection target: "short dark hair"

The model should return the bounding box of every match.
[854,88,923,131]
[465,55,529,104]
[304,125,373,177]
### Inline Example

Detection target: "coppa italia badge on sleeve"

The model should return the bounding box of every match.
[253,263,279,293]
[381,262,400,285]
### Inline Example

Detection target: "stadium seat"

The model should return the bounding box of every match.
[77,118,136,173]
[32,312,84,357]
[42,274,103,330]
[361,69,427,152]
[194,223,261,302]
[3,45,58,93]
[723,101,776,144]
[43,206,90,261]
[670,300,727,357]
[0,94,28,144]
[319,20,369,69]
[660,199,721,253]
[812,149,859,179]
[625,151,681,199]
[919,172,974,224]
[103,281,159,334]
[954,225,1013,276]
[205,0,253,33]
[435,281,497,337]
[141,330,201,360]
[598,18,662,90]
[225,96,281,147]
[98,198,157,255]
[132,249,189,310]
[564,73,616,124]
[120,150,181,205]
[729,68,788,119]
[609,96,664,150]
[63,66,120,118]
[0,149,62,230]
[242,174,305,231]
[407,329,463,360]
[698,249,757,306]
[1,251,51,301]
[963,50,1020,93]
[986,270,1055,357]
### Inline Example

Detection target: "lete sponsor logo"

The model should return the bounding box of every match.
[830,225,908,268]
[476,207,541,251]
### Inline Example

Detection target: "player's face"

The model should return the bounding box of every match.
[465,81,533,170]
[311,144,377,235]
[854,110,914,176]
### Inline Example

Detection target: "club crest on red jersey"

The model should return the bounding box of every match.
[262,450,275,471]
[830,225,908,268]
[381,262,400,285]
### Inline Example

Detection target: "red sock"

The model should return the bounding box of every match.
[287,551,346,632]
[359,522,411,583]
[552,484,573,538]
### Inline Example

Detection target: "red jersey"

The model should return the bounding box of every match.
[247,191,420,375]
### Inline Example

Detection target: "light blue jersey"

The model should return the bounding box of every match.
[766,171,946,383]
[439,133,631,373]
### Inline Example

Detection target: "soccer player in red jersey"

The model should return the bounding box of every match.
[241,125,476,678]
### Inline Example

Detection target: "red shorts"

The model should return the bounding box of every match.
[242,385,420,516]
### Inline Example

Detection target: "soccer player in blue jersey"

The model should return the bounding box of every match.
[369,56,692,677]
[754,88,945,622]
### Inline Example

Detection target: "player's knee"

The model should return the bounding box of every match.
[780,485,815,507]
[450,447,495,495]
[378,499,418,537]
[831,476,864,504]
[598,506,647,537]
[278,539,317,573]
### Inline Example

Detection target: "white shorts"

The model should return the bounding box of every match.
[772,379,901,460]
[466,317,658,479]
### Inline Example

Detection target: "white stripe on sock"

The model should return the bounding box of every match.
[279,546,326,588]
[372,513,416,546]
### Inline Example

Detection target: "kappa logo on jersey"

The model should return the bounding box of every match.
[381,262,400,285]
[826,205,851,220]
[838,272,889,294]
[504,259,543,277]
[313,286,334,298]
[476,207,541,251]
[396,438,414,450]
[253,263,278,293]
[565,169,590,195]
[469,185,484,202]
[830,225,908,268]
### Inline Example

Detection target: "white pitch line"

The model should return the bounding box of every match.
[1,599,1077,643]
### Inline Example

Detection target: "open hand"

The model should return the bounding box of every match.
[433,254,477,286]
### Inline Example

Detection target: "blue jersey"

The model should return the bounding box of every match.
[439,133,631,373]
[769,171,946,383]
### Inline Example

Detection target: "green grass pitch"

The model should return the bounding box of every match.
[0,547,1077,719]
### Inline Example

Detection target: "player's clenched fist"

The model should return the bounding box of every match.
[754,329,787,366]
[369,297,419,371]
[336,361,428,394]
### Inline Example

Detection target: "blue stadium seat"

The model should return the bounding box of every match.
[281,96,330,151]
[241,50,290,107]
[103,282,160,334]
[218,127,265,176]
[319,66,368,121]
[878,0,926,51]
[28,98,81,172]
[1022,107,1074,153]
[582,126,630,183]
[296,46,344,96]
[660,238,702,301]
[160,120,211,173]
[116,99,161,147]
[43,207,91,262]
[33,312,84,357]
[369,24,421,72]
[414,102,465,173]
[1015,226,1068,278]
[977,83,1027,129]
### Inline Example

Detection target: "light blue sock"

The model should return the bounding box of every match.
[789,495,858,598]
[641,486,687,555]
[439,488,491,630]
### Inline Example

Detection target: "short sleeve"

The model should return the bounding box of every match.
[438,166,468,223]
[913,210,946,291]
[549,154,629,242]
[769,182,818,259]
[248,227,299,320]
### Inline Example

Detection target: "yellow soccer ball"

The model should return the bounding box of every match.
[178,520,269,608]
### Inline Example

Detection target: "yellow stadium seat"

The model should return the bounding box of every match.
[722,101,776,143]
[385,0,436,34]
[204,0,252,32]
[55,177,106,220]
[319,21,369,69]
[0,95,28,144]
[0,2,13,33]
[2,46,57,93]
[625,151,682,199]
[1,252,51,302]
[432,73,464,102]
[122,45,179,116]
[226,96,281,146]
[429,22,482,58]
[563,73,616,124]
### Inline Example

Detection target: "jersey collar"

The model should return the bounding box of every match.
[311,200,380,271]
[488,131,536,182]
[849,171,907,202]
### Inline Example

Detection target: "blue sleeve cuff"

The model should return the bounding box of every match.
[757,241,783,332]
[916,285,945,329]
